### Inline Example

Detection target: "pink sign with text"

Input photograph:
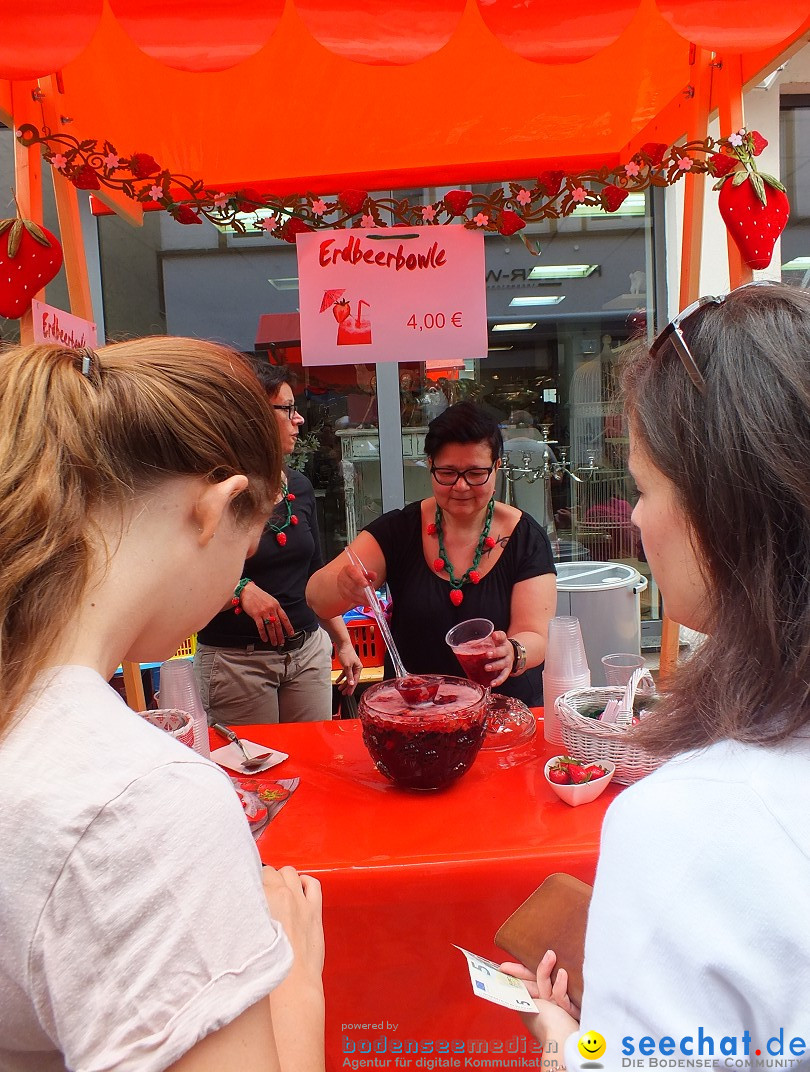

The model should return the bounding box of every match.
[32,300,99,349]
[296,226,487,366]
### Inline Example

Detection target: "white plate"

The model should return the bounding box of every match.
[211,741,288,775]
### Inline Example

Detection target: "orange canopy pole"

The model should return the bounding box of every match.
[11,81,45,344]
[717,53,754,290]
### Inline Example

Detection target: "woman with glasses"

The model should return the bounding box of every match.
[307,401,557,705]
[502,281,810,1063]
[195,364,362,724]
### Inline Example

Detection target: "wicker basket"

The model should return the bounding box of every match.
[555,686,661,785]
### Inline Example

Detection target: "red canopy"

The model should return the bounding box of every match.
[2,1,808,194]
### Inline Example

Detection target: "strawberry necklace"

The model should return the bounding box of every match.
[428,497,495,606]
[267,480,298,546]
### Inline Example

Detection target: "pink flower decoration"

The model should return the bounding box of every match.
[360,214,375,228]
[261,215,277,231]
[312,199,327,216]
[51,153,68,171]
[148,184,164,202]
[213,192,229,208]
[473,212,489,227]
[677,157,693,172]
[421,205,437,221]
[103,152,120,170]
[729,131,744,147]
[572,187,587,203]
[624,161,640,178]
[516,188,532,206]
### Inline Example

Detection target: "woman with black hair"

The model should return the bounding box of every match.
[195,363,362,724]
[307,401,557,706]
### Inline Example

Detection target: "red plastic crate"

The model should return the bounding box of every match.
[332,617,383,670]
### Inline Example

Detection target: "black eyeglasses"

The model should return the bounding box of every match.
[271,403,300,420]
[650,281,780,396]
[430,465,496,486]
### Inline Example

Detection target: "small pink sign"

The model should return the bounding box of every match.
[31,300,99,349]
[296,226,487,367]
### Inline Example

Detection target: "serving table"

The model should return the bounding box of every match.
[233,713,620,1069]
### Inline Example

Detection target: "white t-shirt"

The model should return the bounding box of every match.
[565,734,810,1071]
[0,666,293,1072]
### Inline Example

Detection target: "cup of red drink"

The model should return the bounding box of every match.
[358,674,488,790]
[445,618,498,689]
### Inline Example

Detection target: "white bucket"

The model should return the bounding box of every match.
[555,561,648,686]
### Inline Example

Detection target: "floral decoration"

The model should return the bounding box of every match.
[14,124,777,247]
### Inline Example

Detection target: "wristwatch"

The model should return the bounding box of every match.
[508,637,527,677]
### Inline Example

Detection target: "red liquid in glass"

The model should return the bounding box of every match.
[361,681,485,790]
[452,639,499,688]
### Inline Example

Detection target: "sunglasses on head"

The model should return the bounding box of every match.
[650,280,780,395]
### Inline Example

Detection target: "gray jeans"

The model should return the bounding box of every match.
[193,627,334,725]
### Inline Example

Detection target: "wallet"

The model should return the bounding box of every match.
[494,873,592,1008]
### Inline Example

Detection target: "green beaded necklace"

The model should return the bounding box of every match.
[430,497,495,606]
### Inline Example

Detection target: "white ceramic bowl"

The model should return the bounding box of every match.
[544,755,616,807]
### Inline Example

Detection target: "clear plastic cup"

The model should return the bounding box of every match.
[544,616,590,679]
[601,653,646,687]
[542,670,591,744]
[445,618,496,689]
[159,659,211,758]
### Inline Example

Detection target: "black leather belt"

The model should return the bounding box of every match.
[198,628,316,653]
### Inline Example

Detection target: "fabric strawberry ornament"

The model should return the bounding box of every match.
[0,209,63,319]
[715,130,789,271]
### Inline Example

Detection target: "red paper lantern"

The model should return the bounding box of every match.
[294,0,465,65]
[476,0,640,64]
[655,0,809,52]
[0,0,102,80]
[108,0,284,73]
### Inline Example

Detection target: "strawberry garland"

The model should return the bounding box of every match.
[430,498,495,607]
[13,124,789,265]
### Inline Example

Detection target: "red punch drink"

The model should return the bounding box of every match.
[451,638,499,688]
[359,676,487,790]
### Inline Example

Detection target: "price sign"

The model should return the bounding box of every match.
[296,226,487,366]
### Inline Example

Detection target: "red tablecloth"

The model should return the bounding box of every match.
[224,713,620,1070]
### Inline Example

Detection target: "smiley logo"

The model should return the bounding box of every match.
[578,1031,606,1060]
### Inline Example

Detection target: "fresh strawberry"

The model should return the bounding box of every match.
[584,764,607,781]
[718,172,789,270]
[443,189,472,216]
[547,765,570,785]
[0,214,63,319]
[537,170,565,197]
[601,185,628,213]
[498,210,526,236]
[567,763,591,784]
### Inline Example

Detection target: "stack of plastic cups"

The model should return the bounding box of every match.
[159,659,211,759]
[542,616,591,746]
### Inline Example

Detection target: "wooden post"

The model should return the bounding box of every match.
[11,82,44,344]
[659,49,715,683]
[717,53,754,290]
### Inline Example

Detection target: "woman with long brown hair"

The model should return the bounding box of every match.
[0,339,324,1071]
[505,282,810,1064]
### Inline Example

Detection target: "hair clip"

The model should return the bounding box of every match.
[75,347,97,378]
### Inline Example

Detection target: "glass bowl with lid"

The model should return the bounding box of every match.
[358,674,488,790]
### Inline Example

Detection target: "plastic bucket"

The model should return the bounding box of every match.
[555,562,648,685]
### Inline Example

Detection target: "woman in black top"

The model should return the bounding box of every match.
[307,402,557,705]
[194,365,362,724]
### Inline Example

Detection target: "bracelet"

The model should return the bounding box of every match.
[231,577,251,615]
[508,637,527,676]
